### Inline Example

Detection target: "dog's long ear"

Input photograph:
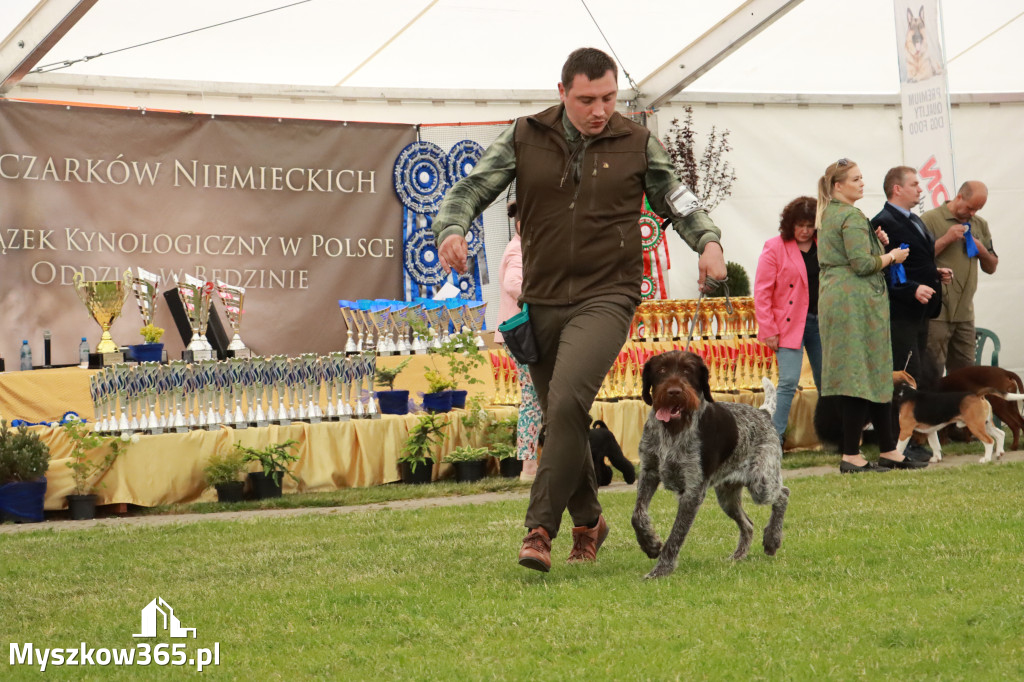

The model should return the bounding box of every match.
[907,7,914,24]
[700,362,714,403]
[641,359,654,405]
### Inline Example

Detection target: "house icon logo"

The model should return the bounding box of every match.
[133,597,197,638]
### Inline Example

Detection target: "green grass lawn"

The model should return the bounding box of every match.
[2,461,1023,681]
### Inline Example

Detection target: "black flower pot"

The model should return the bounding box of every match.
[0,477,47,523]
[400,458,434,484]
[450,390,468,409]
[499,458,523,479]
[248,471,283,499]
[214,481,245,503]
[67,493,98,520]
[454,460,487,483]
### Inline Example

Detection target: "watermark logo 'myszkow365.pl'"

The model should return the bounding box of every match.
[9,597,221,672]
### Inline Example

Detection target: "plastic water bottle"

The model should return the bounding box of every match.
[79,337,90,366]
[20,340,33,371]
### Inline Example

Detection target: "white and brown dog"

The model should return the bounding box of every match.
[938,366,1024,450]
[632,350,788,579]
[894,377,1024,463]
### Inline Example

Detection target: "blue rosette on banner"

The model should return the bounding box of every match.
[465,216,485,258]
[447,139,485,184]
[393,141,450,214]
[403,229,447,287]
[456,272,478,299]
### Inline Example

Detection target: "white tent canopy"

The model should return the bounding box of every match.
[2,0,1023,94]
[2,0,1022,372]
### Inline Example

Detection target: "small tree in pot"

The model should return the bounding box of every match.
[399,412,448,484]
[0,420,51,523]
[61,416,130,520]
[234,439,299,499]
[375,357,412,415]
[203,449,248,503]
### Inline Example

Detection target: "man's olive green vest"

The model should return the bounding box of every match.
[514,104,649,305]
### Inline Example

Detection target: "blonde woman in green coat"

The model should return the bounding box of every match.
[816,158,926,473]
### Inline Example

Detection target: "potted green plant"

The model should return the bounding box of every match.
[422,369,456,413]
[399,412,448,484]
[412,321,487,411]
[489,443,521,478]
[434,327,487,409]
[202,449,248,503]
[375,357,412,415]
[131,323,165,363]
[443,445,490,483]
[486,415,521,478]
[0,420,51,523]
[61,416,130,520]
[234,439,299,499]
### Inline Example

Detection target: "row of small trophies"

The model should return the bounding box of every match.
[338,299,487,355]
[88,353,381,434]
[72,267,251,364]
[488,297,778,403]
[631,296,758,342]
[595,341,779,400]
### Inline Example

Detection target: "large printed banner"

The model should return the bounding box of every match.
[894,0,956,207]
[0,101,415,364]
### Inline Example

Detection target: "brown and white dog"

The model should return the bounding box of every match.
[937,366,1024,451]
[905,6,942,82]
[893,376,1024,463]
[632,350,788,579]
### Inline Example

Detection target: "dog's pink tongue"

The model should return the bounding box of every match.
[656,407,674,423]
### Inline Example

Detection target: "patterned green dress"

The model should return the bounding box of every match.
[818,199,893,403]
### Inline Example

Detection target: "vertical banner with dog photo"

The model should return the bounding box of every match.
[894,0,956,209]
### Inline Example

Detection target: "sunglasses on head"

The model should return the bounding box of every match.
[836,158,850,167]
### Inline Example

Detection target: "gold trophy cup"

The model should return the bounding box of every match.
[73,269,132,358]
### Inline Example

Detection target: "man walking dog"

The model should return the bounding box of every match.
[432,47,726,572]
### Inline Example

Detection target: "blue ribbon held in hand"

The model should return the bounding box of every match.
[888,243,909,286]
[963,223,979,258]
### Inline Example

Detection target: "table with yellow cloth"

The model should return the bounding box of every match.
[0,355,819,511]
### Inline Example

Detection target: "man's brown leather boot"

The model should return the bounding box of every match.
[518,526,552,572]
[567,514,609,563]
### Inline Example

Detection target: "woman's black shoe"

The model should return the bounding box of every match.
[877,456,928,470]
[839,460,889,474]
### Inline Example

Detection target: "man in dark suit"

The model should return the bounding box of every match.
[872,166,953,459]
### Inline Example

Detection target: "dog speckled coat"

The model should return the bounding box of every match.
[632,351,789,579]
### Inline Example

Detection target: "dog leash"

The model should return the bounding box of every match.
[684,275,731,352]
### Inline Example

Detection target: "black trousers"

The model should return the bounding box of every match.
[840,396,897,456]
[891,315,935,387]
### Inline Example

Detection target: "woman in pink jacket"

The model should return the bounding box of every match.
[495,200,541,479]
[754,196,823,444]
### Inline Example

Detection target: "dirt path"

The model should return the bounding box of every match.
[3,451,1021,535]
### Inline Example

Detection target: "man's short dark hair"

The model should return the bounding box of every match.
[883,166,916,199]
[561,48,617,91]
[507,200,517,218]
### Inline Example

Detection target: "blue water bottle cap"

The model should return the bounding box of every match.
[81,337,87,341]
[22,340,28,344]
